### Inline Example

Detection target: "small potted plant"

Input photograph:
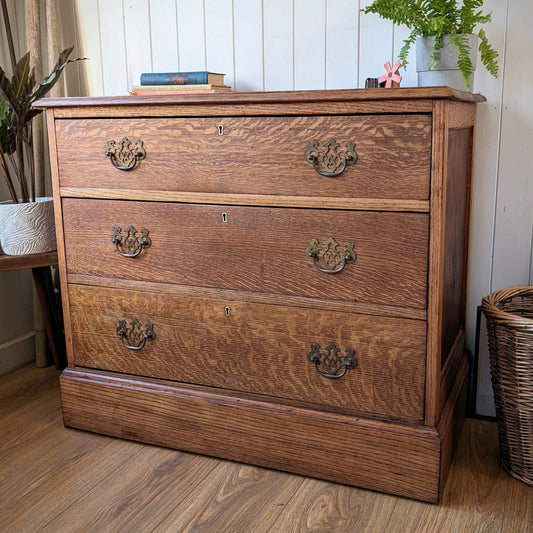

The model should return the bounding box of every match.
[0,3,80,255]
[362,0,499,91]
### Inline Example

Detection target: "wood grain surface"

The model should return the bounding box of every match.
[0,251,58,271]
[34,86,486,111]
[61,199,429,309]
[40,89,482,503]
[441,127,472,368]
[55,115,432,200]
[59,367,442,502]
[67,283,426,422]
[2,364,530,533]
[58,187,431,212]
[425,99,448,427]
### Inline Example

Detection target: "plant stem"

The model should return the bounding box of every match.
[15,155,27,202]
[0,149,18,202]
[7,152,22,200]
[26,122,35,201]
[15,127,29,202]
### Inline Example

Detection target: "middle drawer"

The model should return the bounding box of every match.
[62,199,429,309]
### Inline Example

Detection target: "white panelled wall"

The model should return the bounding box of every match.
[8,0,530,415]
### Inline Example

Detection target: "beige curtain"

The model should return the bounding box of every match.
[25,0,65,192]
[24,0,64,366]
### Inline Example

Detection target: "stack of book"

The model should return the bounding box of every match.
[130,71,231,95]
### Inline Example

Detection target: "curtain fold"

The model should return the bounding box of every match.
[23,0,64,367]
[0,1,65,369]
[45,0,64,98]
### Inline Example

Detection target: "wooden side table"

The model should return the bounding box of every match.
[0,251,65,369]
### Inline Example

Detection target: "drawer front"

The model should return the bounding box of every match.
[68,284,426,422]
[55,115,431,200]
[62,199,429,309]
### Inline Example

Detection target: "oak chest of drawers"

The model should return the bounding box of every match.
[38,88,484,502]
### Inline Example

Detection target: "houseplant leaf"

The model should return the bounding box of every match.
[2,53,34,114]
[22,47,82,125]
[28,46,75,105]
[0,64,14,110]
[0,0,84,205]
[0,95,15,154]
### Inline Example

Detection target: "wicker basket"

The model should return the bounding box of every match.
[482,286,533,486]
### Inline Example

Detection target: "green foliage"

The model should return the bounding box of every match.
[449,33,475,87]
[0,47,75,135]
[0,96,15,154]
[0,46,81,202]
[362,0,499,88]
[478,28,498,77]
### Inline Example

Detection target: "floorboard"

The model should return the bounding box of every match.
[1,364,531,532]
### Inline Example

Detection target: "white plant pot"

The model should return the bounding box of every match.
[416,34,478,92]
[0,197,57,255]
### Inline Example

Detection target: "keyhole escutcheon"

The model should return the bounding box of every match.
[218,124,224,135]
[222,212,228,223]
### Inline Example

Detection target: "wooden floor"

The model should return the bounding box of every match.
[1,365,531,533]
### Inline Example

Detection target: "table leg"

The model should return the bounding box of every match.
[31,266,66,369]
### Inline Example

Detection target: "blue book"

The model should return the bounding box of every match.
[140,71,225,86]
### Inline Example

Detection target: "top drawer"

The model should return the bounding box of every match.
[54,115,432,200]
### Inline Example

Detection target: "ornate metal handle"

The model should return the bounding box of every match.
[112,225,151,258]
[308,342,357,379]
[117,319,156,350]
[304,138,357,177]
[306,237,356,274]
[105,137,146,170]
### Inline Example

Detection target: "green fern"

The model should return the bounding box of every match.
[449,33,475,87]
[478,28,498,77]
[362,0,499,88]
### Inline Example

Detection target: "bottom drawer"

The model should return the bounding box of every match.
[68,284,427,423]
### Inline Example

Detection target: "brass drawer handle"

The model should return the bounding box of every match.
[105,137,146,170]
[308,342,357,379]
[112,225,151,258]
[306,237,356,274]
[117,319,156,350]
[304,138,357,177]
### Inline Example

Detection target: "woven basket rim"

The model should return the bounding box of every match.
[482,286,533,331]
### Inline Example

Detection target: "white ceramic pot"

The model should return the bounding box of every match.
[0,197,57,255]
[416,34,478,92]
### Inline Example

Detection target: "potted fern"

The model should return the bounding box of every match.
[362,0,499,91]
[0,3,80,255]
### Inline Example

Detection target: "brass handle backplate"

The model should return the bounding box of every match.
[117,319,156,350]
[304,138,357,177]
[306,237,356,274]
[112,225,151,258]
[105,137,146,170]
[308,342,357,379]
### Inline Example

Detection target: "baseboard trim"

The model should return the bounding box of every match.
[0,332,36,375]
